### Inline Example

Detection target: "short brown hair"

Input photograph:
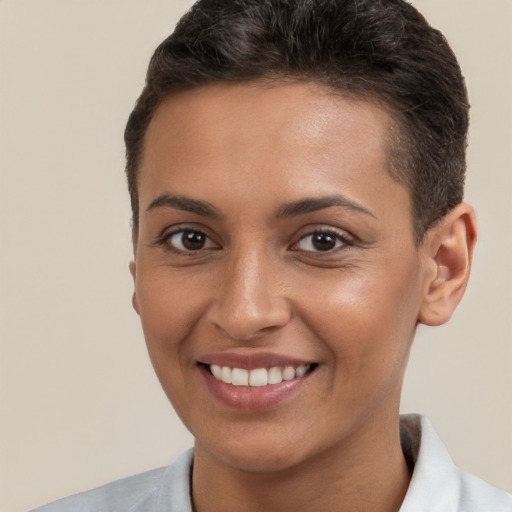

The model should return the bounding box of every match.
[125,0,469,242]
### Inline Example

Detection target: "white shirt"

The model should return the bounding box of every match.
[31,415,512,511]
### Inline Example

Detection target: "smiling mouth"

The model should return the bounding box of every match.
[200,363,317,387]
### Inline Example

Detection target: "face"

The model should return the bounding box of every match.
[131,82,430,473]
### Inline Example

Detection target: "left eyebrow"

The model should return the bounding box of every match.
[275,195,376,219]
[146,193,222,218]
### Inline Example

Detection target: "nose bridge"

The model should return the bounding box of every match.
[208,242,290,340]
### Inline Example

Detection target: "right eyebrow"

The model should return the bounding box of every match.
[146,193,222,218]
[275,195,376,219]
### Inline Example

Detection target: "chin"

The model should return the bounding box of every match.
[194,426,319,475]
[214,448,304,474]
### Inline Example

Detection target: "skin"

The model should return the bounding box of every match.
[130,82,476,512]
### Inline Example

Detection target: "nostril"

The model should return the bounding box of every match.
[207,298,292,342]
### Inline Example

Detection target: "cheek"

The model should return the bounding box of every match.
[294,259,421,371]
[134,271,206,419]
[134,269,205,377]
[136,266,205,333]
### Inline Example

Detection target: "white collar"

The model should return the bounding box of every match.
[399,414,511,511]
[156,415,512,512]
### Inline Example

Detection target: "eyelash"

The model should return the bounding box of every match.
[154,226,354,255]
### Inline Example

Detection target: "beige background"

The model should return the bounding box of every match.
[1,1,511,510]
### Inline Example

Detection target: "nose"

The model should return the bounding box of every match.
[206,247,291,341]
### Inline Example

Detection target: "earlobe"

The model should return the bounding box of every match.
[129,261,140,315]
[418,203,477,326]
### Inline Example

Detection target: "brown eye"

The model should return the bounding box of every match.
[182,231,206,250]
[168,230,219,252]
[293,230,351,252]
[311,233,337,251]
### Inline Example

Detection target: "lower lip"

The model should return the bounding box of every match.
[199,366,310,411]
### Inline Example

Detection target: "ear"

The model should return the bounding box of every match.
[418,203,477,326]
[129,260,140,315]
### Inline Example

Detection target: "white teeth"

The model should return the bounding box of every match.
[231,368,249,386]
[282,366,296,381]
[221,366,232,384]
[249,368,268,387]
[268,367,283,385]
[211,364,222,380]
[295,365,308,378]
[209,364,311,387]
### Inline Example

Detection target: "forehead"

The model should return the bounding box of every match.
[139,81,411,227]
[144,82,392,165]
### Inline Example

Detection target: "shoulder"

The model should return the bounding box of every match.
[400,414,512,512]
[29,449,194,512]
[455,467,512,512]
[29,467,166,512]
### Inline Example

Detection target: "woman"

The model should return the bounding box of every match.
[30,0,512,510]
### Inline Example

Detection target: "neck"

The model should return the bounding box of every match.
[191,414,411,512]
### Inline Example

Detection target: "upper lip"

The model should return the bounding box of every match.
[197,352,314,370]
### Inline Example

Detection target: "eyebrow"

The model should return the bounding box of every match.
[275,195,376,219]
[146,192,375,220]
[146,193,221,218]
